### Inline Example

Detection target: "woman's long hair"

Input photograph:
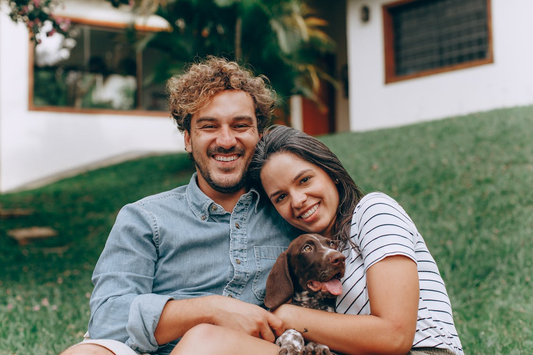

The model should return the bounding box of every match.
[249,125,364,247]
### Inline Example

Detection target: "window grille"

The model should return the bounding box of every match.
[383,0,492,82]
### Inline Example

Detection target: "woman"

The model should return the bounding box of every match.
[173,125,463,355]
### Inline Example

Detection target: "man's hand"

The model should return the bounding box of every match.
[155,295,285,345]
[206,296,285,343]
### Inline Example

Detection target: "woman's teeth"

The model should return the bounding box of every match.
[300,204,318,219]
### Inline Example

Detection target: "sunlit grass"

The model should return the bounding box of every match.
[1,105,532,354]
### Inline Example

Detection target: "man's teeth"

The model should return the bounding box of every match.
[300,204,318,219]
[215,156,238,162]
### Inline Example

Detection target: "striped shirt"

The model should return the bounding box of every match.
[336,192,463,355]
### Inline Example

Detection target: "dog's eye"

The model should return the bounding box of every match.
[329,240,337,248]
[302,244,312,252]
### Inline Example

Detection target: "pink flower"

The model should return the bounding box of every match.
[41,298,50,307]
[33,305,40,311]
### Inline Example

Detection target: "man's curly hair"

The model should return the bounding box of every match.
[167,56,276,133]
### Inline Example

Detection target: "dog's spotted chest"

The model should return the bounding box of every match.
[293,291,335,312]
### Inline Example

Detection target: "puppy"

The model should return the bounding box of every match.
[265,234,346,355]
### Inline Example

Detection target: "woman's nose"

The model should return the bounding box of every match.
[291,191,307,208]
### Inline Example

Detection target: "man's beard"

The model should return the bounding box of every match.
[190,146,250,193]
[201,168,249,193]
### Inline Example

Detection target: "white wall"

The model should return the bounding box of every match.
[0,12,183,193]
[346,0,533,132]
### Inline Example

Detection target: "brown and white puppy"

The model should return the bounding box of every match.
[265,234,346,355]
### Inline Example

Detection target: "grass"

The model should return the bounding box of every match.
[1,105,532,354]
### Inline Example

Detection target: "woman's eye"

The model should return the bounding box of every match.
[276,194,287,203]
[301,176,311,184]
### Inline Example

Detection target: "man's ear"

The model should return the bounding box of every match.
[184,130,192,153]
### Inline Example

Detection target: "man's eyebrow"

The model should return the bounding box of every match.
[195,115,255,124]
[268,168,313,199]
[195,117,217,125]
[232,115,256,123]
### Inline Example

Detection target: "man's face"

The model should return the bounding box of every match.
[184,90,261,197]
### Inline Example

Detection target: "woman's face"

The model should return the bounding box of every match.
[260,152,340,238]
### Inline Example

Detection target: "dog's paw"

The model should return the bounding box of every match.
[300,342,335,355]
[277,329,305,355]
[279,346,303,355]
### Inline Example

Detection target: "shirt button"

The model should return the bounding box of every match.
[211,205,218,211]
[236,259,241,265]
[227,294,234,298]
[201,215,207,220]
[235,223,240,229]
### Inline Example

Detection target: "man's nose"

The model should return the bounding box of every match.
[216,126,237,149]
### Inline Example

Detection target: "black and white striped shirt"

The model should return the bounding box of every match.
[336,192,463,355]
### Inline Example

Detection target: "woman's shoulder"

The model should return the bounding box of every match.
[354,192,400,212]
[353,192,413,226]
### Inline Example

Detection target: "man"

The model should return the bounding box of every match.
[62,56,298,355]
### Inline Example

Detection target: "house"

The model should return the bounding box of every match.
[0,0,180,193]
[340,0,533,131]
[1,0,531,192]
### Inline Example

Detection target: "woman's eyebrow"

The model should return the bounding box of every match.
[267,169,313,200]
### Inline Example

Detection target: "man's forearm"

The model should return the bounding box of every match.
[154,296,216,345]
[154,295,285,345]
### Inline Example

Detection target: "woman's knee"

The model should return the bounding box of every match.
[172,324,227,354]
[182,324,226,343]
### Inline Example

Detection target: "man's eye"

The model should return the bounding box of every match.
[302,244,312,252]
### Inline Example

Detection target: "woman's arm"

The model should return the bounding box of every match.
[274,255,419,355]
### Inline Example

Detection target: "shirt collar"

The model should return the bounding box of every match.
[186,173,262,219]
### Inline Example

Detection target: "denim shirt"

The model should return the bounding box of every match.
[88,174,298,354]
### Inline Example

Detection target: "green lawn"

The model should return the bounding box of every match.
[1,105,532,354]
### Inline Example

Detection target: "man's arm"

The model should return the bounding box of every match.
[155,295,285,344]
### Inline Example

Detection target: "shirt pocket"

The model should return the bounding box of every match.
[252,246,288,302]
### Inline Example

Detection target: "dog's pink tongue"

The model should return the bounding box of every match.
[324,279,343,295]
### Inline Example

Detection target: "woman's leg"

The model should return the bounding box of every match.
[171,324,280,355]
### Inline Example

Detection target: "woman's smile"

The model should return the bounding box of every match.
[299,203,319,220]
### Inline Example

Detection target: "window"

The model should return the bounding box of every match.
[30,22,169,113]
[383,0,493,83]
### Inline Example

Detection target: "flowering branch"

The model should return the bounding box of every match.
[5,0,70,42]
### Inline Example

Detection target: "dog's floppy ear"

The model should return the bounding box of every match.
[264,250,294,310]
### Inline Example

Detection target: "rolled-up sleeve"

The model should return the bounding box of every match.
[88,203,172,353]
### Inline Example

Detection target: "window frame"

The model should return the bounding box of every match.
[28,17,169,117]
[382,0,493,84]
